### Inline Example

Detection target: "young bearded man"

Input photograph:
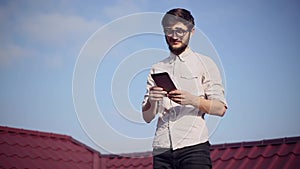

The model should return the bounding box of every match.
[142,8,227,169]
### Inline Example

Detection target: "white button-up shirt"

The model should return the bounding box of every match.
[142,47,227,150]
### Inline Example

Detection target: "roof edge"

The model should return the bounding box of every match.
[211,136,300,149]
[0,125,101,156]
[0,125,70,139]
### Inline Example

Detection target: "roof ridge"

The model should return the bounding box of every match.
[211,136,300,149]
[0,126,71,140]
[0,125,101,155]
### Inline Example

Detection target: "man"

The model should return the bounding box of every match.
[142,8,227,169]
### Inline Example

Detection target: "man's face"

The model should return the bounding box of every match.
[163,22,192,55]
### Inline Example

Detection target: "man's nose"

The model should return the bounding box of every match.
[170,31,179,38]
[168,33,179,40]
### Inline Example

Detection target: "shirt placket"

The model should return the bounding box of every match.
[169,55,185,149]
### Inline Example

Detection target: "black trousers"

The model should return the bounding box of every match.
[153,142,212,169]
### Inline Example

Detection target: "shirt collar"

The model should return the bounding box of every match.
[169,47,193,63]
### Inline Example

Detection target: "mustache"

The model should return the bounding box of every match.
[168,37,181,43]
[169,37,180,42]
[165,36,189,45]
[168,38,188,46]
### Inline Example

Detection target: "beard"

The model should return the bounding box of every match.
[168,43,187,55]
[165,35,190,56]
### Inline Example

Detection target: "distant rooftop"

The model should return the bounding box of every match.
[0,125,299,169]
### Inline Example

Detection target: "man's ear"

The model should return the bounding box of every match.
[190,27,195,36]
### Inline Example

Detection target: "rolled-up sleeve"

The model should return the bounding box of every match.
[202,56,227,107]
[142,68,155,108]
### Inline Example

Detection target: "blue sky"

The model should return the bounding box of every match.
[1,0,300,154]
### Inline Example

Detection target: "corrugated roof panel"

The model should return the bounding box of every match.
[219,159,237,169]
[210,137,300,169]
[250,155,267,169]
[210,148,221,161]
[283,154,299,169]
[0,155,92,169]
[277,142,298,156]
[0,136,92,163]
[0,126,96,169]
[1,126,300,169]
[105,156,153,169]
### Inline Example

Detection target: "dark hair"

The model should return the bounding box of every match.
[161,8,195,30]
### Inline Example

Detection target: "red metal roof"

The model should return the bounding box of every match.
[0,126,153,169]
[210,137,300,169]
[1,125,299,169]
[0,126,102,169]
[101,153,152,169]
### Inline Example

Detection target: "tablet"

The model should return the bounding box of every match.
[151,72,177,93]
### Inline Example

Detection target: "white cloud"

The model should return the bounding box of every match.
[0,1,102,68]
[0,44,36,67]
[19,13,101,46]
[0,1,148,69]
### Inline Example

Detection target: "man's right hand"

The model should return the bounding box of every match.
[149,87,167,102]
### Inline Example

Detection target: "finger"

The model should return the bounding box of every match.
[150,97,163,101]
[149,92,167,100]
[150,86,164,91]
[150,91,167,96]
[170,98,182,104]
[149,94,165,101]
[169,93,182,99]
[151,90,167,94]
[169,90,181,95]
[150,93,164,98]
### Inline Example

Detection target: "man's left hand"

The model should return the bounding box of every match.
[168,90,199,106]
